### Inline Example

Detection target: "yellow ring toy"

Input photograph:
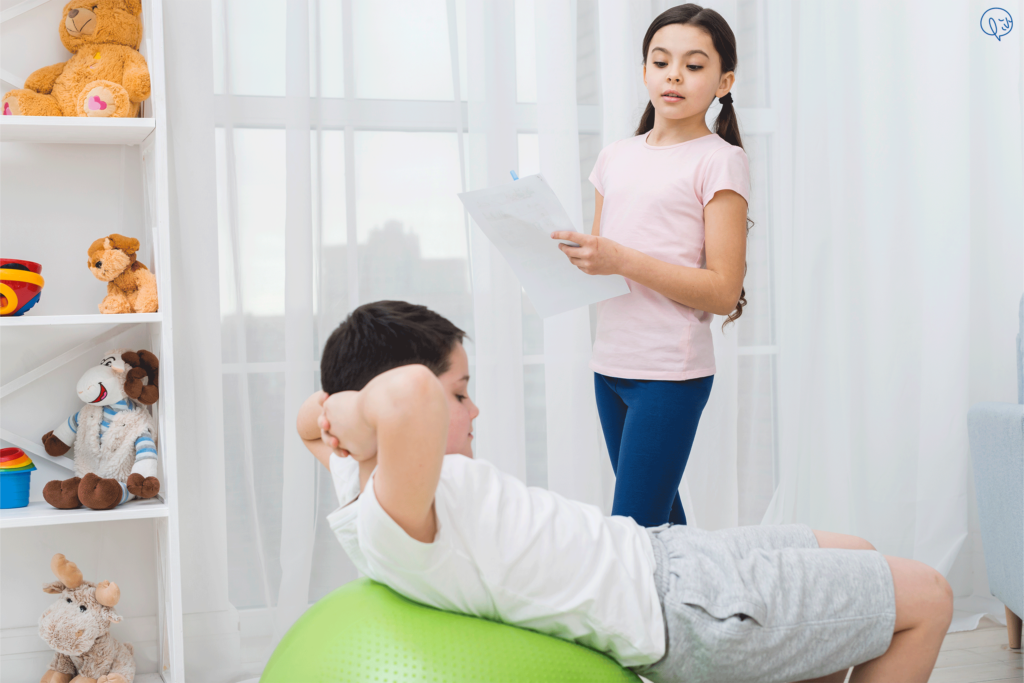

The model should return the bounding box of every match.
[0,283,17,315]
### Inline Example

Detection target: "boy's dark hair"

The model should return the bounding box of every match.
[320,300,466,394]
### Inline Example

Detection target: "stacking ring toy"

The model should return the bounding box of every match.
[262,578,640,682]
[0,259,44,316]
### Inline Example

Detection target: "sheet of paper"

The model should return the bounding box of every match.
[458,174,631,319]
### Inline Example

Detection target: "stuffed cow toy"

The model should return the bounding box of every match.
[39,554,135,683]
[41,349,160,510]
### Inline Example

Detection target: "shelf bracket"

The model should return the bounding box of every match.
[1,323,136,399]
[0,427,75,472]
[0,0,51,24]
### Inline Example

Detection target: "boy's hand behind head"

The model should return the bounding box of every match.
[322,390,378,462]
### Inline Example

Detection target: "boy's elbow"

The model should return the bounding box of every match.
[376,365,446,416]
[390,365,443,401]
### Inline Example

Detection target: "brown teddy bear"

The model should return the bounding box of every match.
[88,235,158,314]
[2,0,149,118]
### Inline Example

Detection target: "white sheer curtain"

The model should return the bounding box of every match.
[762,0,1022,633]
[165,0,610,677]
[164,2,1020,679]
[597,0,1023,635]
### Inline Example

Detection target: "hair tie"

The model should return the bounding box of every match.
[719,92,733,106]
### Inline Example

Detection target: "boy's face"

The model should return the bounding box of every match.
[438,342,479,457]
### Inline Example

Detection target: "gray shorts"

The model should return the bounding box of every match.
[634,523,897,683]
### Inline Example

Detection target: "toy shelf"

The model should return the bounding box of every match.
[0,313,162,327]
[1,0,185,679]
[0,498,169,529]
[0,116,155,145]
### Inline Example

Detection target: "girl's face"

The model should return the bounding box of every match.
[643,24,734,124]
[437,342,479,457]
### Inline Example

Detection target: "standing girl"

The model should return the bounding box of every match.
[552,4,750,527]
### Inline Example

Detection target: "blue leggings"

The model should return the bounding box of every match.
[594,373,714,527]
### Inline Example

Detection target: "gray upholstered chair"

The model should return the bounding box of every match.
[967,295,1024,650]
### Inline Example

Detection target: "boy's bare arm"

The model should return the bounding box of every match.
[296,391,334,469]
[323,365,448,543]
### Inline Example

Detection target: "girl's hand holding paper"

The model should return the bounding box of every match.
[552,231,627,276]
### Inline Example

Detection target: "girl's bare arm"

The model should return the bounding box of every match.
[555,189,747,315]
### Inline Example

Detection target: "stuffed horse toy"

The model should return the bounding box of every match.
[40,349,160,510]
[39,554,135,683]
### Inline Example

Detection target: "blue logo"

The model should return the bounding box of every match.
[981,8,1013,41]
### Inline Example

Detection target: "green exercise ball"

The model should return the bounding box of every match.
[261,578,641,683]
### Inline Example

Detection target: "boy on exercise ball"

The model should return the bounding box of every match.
[297,300,953,683]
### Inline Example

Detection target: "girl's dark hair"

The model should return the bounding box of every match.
[635,4,749,326]
[320,300,466,394]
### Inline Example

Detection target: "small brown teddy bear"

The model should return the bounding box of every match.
[88,235,158,314]
[2,0,149,118]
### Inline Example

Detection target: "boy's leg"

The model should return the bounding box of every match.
[797,533,948,682]
[810,531,951,681]
[813,529,875,551]
[786,534,875,683]
[793,671,849,683]
[849,555,953,682]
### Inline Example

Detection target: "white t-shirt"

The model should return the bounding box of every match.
[326,453,666,667]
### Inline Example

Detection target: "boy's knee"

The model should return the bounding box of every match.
[933,570,954,618]
[855,536,875,551]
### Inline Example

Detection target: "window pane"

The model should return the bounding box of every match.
[739,134,773,347]
[353,131,472,332]
[223,371,285,609]
[515,0,537,103]
[579,133,602,231]
[737,355,776,525]
[314,131,350,332]
[576,0,601,106]
[215,128,286,363]
[353,0,457,101]
[735,0,767,108]
[524,363,548,488]
[316,0,345,98]
[212,0,286,97]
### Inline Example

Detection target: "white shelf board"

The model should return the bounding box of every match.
[0,497,168,529]
[0,116,156,145]
[0,313,161,327]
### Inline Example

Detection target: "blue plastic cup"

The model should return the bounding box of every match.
[0,471,32,509]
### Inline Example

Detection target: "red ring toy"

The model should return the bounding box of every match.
[0,259,44,316]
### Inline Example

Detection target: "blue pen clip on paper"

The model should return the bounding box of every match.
[510,170,519,181]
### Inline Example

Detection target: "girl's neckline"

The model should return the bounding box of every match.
[642,131,716,150]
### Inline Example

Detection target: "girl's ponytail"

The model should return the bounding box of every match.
[634,101,656,137]
[713,92,743,149]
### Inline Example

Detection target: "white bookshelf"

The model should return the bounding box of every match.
[0,313,163,327]
[0,499,170,529]
[0,116,155,145]
[0,1,185,681]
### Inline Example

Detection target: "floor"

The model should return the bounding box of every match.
[926,617,1023,683]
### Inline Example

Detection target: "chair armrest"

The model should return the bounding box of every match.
[967,402,1023,618]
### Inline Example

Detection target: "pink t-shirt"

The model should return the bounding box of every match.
[588,132,750,380]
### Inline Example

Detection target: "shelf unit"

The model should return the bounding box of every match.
[0,498,169,530]
[0,1,184,681]
[0,116,155,145]
[0,313,163,327]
